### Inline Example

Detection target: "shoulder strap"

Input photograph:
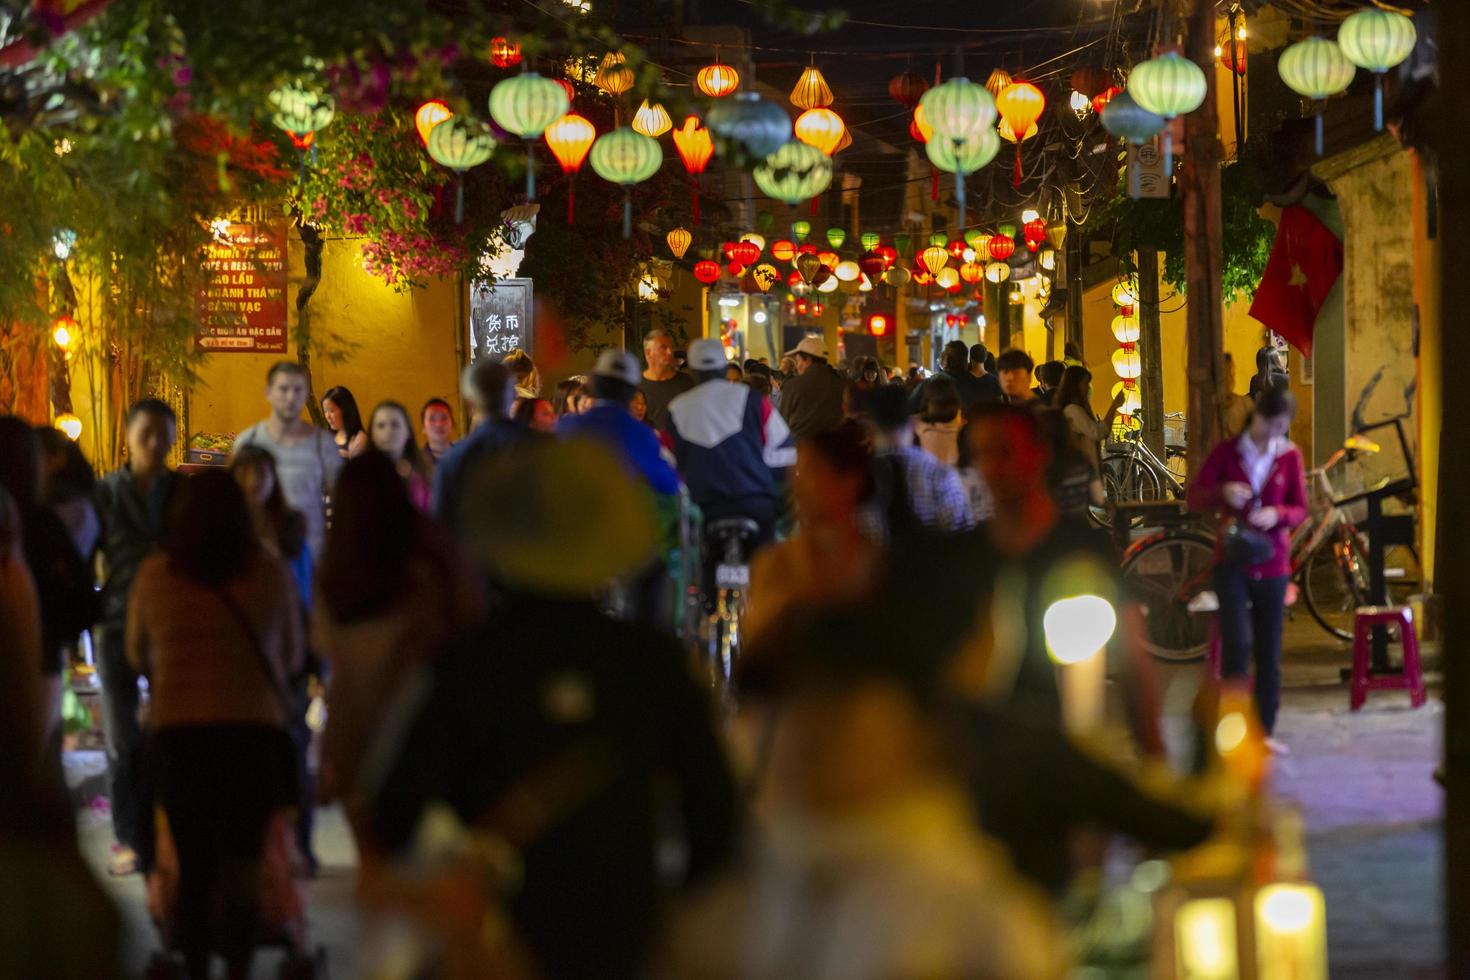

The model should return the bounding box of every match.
[213,579,294,719]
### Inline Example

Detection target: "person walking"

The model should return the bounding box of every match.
[321,385,368,459]
[776,336,846,441]
[969,343,1003,405]
[865,385,972,535]
[914,377,964,466]
[1054,365,1124,478]
[910,340,988,415]
[419,397,457,465]
[432,359,531,530]
[126,470,305,980]
[1187,386,1308,752]
[233,362,344,558]
[995,349,1039,404]
[92,399,180,876]
[640,330,695,431]
[369,401,434,512]
[1032,361,1065,405]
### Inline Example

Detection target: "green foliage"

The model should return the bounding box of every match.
[1105,144,1278,302]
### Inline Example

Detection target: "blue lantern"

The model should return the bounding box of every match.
[707,92,793,160]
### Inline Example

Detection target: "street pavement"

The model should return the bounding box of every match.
[70,615,1444,979]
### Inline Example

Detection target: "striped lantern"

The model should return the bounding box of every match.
[543,113,597,223]
[752,140,833,205]
[427,117,495,222]
[589,127,664,238]
[790,66,834,110]
[489,73,571,200]
[1101,91,1166,199]
[1277,37,1355,155]
[1337,9,1417,130]
[918,77,997,224]
[1127,51,1207,176]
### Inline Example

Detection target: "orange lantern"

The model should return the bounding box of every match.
[594,52,635,97]
[414,100,453,146]
[989,235,1016,261]
[632,99,672,138]
[793,107,846,156]
[1091,85,1121,114]
[996,80,1045,186]
[910,103,933,143]
[790,65,834,110]
[490,37,522,69]
[667,227,692,259]
[817,250,840,269]
[771,239,796,262]
[1023,217,1048,251]
[544,112,597,223]
[672,115,714,222]
[730,240,760,266]
[696,60,740,98]
[693,259,721,284]
[959,261,984,283]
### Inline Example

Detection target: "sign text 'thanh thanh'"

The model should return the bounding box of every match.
[196,206,289,353]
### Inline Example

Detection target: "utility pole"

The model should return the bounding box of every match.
[1180,0,1226,482]
[1137,247,1166,459]
[1066,226,1086,356]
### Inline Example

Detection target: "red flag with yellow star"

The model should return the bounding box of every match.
[1248,205,1342,357]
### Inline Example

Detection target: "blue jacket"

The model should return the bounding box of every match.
[556,403,680,496]
[431,418,532,528]
[665,380,794,512]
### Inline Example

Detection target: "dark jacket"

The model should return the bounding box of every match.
[94,466,179,632]
[910,369,998,414]
[372,594,740,980]
[24,506,98,675]
[776,360,846,441]
[430,418,533,529]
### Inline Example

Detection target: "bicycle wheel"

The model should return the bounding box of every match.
[1121,532,1217,662]
[1115,457,1164,504]
[1090,471,1120,528]
[1301,529,1368,641]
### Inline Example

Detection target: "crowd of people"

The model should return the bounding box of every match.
[0,328,1309,979]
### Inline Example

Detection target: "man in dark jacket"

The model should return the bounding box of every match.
[93,398,179,873]
[774,335,846,441]
[911,340,993,414]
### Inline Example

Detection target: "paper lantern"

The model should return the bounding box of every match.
[1070,67,1112,99]
[925,126,1001,174]
[753,141,833,204]
[707,92,792,159]
[825,227,846,248]
[796,253,823,284]
[985,68,1013,98]
[834,259,861,282]
[269,82,335,143]
[910,105,933,143]
[771,239,796,262]
[996,81,1045,136]
[741,232,766,252]
[1220,39,1248,77]
[667,227,692,259]
[589,127,664,238]
[947,239,967,259]
[693,260,721,284]
[816,275,838,293]
[964,227,989,249]
[1129,52,1208,119]
[1069,90,1092,118]
[428,117,495,221]
[594,52,635,97]
[998,118,1040,142]
[543,112,596,223]
[877,244,897,268]
[884,266,912,287]
[920,245,951,277]
[791,66,834,110]
[54,413,82,440]
[889,71,928,109]
[794,107,846,156]
[632,99,673,138]
[859,251,886,278]
[1111,314,1140,343]
[1046,221,1066,250]
[1101,90,1166,143]
[833,128,853,154]
[414,100,452,146]
[959,261,984,283]
[984,261,1011,284]
[1112,280,1138,307]
[817,250,840,269]
[1039,248,1057,271]
[1022,217,1048,252]
[672,115,714,174]
[792,220,811,242]
[1112,347,1142,380]
[920,77,997,140]
[730,240,760,266]
[489,73,570,199]
[751,264,781,293]
[490,37,522,69]
[1278,37,1356,154]
[988,235,1016,261]
[1092,85,1122,114]
[696,60,740,98]
[1338,8,1416,130]
[860,231,881,251]
[934,267,960,290]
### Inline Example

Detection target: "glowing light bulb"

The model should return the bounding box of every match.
[1043,595,1117,664]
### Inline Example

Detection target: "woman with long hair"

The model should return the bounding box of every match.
[229,446,310,604]
[321,385,368,459]
[126,470,305,980]
[311,452,481,844]
[368,401,433,512]
[551,377,585,419]
[1187,386,1308,753]
[1053,365,1123,477]
[914,376,963,467]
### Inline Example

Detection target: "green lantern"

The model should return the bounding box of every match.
[269,82,335,142]
[792,220,811,242]
[1278,37,1355,155]
[929,232,948,247]
[918,77,996,140]
[756,210,775,232]
[893,232,912,258]
[753,141,833,205]
[489,72,571,200]
[1337,9,1416,130]
[826,227,846,248]
[427,117,496,222]
[1126,52,1207,175]
[860,231,880,251]
[590,127,664,239]
[963,228,986,250]
[926,128,1000,229]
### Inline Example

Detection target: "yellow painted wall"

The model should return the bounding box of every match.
[1412,151,1440,588]
[188,237,464,445]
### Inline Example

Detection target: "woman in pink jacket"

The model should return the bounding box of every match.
[1187,385,1308,748]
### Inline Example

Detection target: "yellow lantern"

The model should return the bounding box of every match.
[1174,897,1239,980]
[984,68,1013,98]
[817,275,839,294]
[632,99,672,138]
[911,102,934,142]
[790,65,834,110]
[793,107,846,156]
[1039,248,1057,271]
[1112,347,1142,380]
[637,272,665,302]
[934,267,960,290]
[959,261,984,283]
[594,52,635,96]
[998,117,1040,142]
[1111,314,1139,343]
[667,227,692,259]
[54,413,83,441]
[919,245,950,277]
[696,60,740,98]
[995,81,1045,137]
[817,250,840,270]
[834,260,861,282]
[1112,278,1138,308]
[984,261,1011,284]
[1255,883,1327,980]
[414,100,453,146]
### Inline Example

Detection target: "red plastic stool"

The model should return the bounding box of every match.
[1350,606,1426,711]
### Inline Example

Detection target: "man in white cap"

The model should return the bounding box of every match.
[775,334,847,441]
[666,338,794,556]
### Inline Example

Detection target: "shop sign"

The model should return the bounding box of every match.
[1131,141,1171,200]
[471,278,533,359]
[195,206,289,353]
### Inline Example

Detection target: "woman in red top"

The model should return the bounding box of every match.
[1187,386,1309,745]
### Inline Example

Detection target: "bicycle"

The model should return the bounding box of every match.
[1091,414,1188,528]
[1120,432,1418,661]
[704,517,761,688]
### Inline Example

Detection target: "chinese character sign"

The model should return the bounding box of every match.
[195,206,289,353]
[470,279,533,360]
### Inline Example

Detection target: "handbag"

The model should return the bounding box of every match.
[1222,502,1275,567]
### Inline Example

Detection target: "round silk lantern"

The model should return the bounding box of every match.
[1126,52,1207,176]
[489,73,570,200]
[1101,91,1166,198]
[771,239,796,262]
[1278,37,1355,154]
[594,52,634,97]
[589,127,663,238]
[1337,9,1416,130]
[693,260,721,284]
[696,60,740,98]
[753,141,833,204]
[427,116,495,222]
[826,227,847,248]
[269,82,335,149]
[1111,314,1140,343]
[984,261,1011,284]
[794,107,847,156]
[988,234,1016,261]
[1112,347,1142,380]
[543,112,596,223]
[707,92,793,159]
[889,71,928,109]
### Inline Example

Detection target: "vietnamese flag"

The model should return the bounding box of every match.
[1248,205,1342,357]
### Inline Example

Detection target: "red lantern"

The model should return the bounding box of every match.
[945,277,962,294]
[693,260,721,284]
[858,251,886,278]
[945,313,958,328]
[959,262,984,283]
[673,116,715,223]
[868,313,890,336]
[1220,38,1247,76]
[730,240,760,266]
[1069,67,1111,99]
[877,244,898,268]
[786,270,803,287]
[947,240,967,260]
[812,301,825,316]
[909,109,931,144]
[727,261,745,277]
[817,250,840,269]
[797,242,820,256]
[1091,85,1121,115]
[771,239,796,262]
[989,235,1016,261]
[796,299,809,316]
[1023,218,1048,252]
[888,71,928,109]
[490,37,522,69]
[721,241,737,260]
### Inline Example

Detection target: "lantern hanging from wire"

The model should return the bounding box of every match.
[817,250,840,270]
[826,227,846,248]
[1023,217,1048,252]
[490,37,522,69]
[1337,8,1416,130]
[489,73,570,200]
[860,231,881,251]
[741,232,766,253]
[1220,37,1248,76]
[730,240,761,267]
[752,140,833,205]
[589,126,663,238]
[884,266,912,287]
[594,52,635,97]
[959,261,984,284]
[707,91,792,159]
[771,239,796,262]
[859,251,886,279]
[934,267,960,290]
[988,234,1016,261]
[693,259,721,284]
[984,261,1011,284]
[793,107,846,156]
[1100,91,1166,199]
[632,99,672,138]
[1112,347,1142,380]
[667,227,692,259]
[751,264,781,293]
[925,127,1001,226]
[1111,278,1138,310]
[995,80,1045,187]
[427,117,495,222]
[946,239,967,260]
[1126,51,1207,175]
[834,259,861,282]
[543,112,596,223]
[269,82,335,153]
[791,65,835,110]
[696,58,741,98]
[920,245,951,277]
[414,100,453,147]
[984,68,1013,98]
[1069,90,1092,118]
[796,253,824,284]
[832,127,853,155]
[1111,314,1140,343]
[919,77,997,225]
[792,220,812,242]
[889,70,928,109]
[671,115,714,223]
[1278,37,1355,155]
